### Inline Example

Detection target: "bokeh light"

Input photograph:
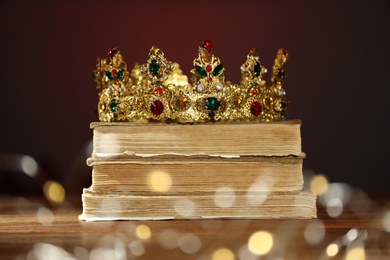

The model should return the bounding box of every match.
[157,229,180,249]
[136,224,152,240]
[129,241,145,257]
[174,198,197,218]
[43,181,65,204]
[20,155,38,177]
[326,198,343,217]
[178,233,202,254]
[246,177,273,206]
[36,207,54,226]
[345,243,365,260]
[310,174,328,196]
[304,220,325,245]
[147,170,172,192]
[31,243,73,260]
[326,243,339,257]
[248,231,274,255]
[212,248,235,260]
[214,187,236,208]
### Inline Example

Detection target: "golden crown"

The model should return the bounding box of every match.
[93,40,289,123]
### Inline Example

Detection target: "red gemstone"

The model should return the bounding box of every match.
[281,48,288,58]
[202,40,213,53]
[108,47,118,58]
[151,100,164,115]
[208,77,212,82]
[253,89,258,95]
[250,102,262,116]
[206,65,212,72]
[156,86,163,94]
[112,69,117,75]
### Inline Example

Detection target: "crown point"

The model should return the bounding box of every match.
[108,47,119,59]
[281,48,288,58]
[202,40,213,53]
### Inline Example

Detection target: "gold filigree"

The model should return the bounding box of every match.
[92,40,289,123]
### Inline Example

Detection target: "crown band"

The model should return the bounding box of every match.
[93,40,289,123]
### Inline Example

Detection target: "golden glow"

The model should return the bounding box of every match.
[136,224,152,240]
[326,243,339,257]
[147,171,172,192]
[346,246,365,260]
[310,174,329,196]
[43,181,65,204]
[212,248,235,260]
[248,231,273,255]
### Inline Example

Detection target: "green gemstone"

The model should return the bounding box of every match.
[213,64,223,76]
[149,60,160,74]
[195,66,207,77]
[109,99,117,112]
[254,62,261,77]
[205,97,220,111]
[105,70,113,80]
[117,69,124,80]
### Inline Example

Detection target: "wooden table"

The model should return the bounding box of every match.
[1,192,390,260]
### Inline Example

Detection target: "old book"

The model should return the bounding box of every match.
[79,189,316,221]
[90,119,303,159]
[81,120,317,221]
[87,155,305,193]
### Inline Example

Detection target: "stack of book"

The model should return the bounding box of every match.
[79,120,317,221]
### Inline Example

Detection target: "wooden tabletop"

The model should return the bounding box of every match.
[1,192,390,260]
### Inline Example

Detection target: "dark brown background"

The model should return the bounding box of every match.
[1,0,389,192]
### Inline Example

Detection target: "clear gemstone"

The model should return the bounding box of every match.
[216,83,223,90]
[197,84,204,92]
